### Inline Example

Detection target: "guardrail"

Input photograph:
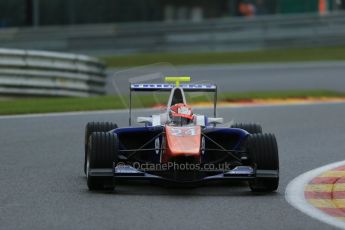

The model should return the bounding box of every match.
[0,48,106,97]
[1,13,345,55]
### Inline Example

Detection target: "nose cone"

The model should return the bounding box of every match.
[165,125,201,158]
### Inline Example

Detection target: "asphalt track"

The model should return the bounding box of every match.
[1,102,345,230]
[107,61,345,94]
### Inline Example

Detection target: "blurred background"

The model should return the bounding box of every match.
[1,0,345,54]
[0,0,345,114]
[1,0,345,27]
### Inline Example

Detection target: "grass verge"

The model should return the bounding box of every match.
[0,90,344,116]
[102,46,345,67]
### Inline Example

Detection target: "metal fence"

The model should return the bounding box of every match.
[0,48,106,97]
[1,12,345,55]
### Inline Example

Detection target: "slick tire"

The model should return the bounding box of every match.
[231,123,262,134]
[84,122,118,174]
[246,133,279,192]
[86,132,118,191]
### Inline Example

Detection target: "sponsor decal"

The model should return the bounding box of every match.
[131,84,216,90]
[155,138,160,155]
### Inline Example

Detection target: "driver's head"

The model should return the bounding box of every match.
[169,103,193,125]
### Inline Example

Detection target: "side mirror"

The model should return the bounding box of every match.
[137,115,162,126]
[137,117,152,124]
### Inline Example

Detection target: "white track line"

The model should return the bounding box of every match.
[0,100,344,120]
[286,160,345,230]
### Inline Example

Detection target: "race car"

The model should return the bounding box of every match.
[84,77,279,192]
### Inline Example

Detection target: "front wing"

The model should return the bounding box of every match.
[88,164,278,184]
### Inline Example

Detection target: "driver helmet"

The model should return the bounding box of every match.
[169,103,194,125]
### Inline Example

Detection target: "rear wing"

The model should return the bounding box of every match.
[128,77,218,126]
[130,83,217,92]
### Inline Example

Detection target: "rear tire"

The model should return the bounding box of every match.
[246,133,279,192]
[231,123,262,134]
[86,132,118,191]
[84,122,118,174]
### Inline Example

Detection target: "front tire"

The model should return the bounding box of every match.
[246,133,279,192]
[231,123,262,134]
[86,132,118,191]
[84,122,118,174]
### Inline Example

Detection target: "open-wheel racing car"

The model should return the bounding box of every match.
[84,77,279,192]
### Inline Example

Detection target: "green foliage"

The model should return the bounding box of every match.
[103,46,345,67]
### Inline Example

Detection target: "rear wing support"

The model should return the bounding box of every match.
[129,83,217,126]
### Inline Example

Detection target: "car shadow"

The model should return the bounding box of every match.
[87,180,280,197]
